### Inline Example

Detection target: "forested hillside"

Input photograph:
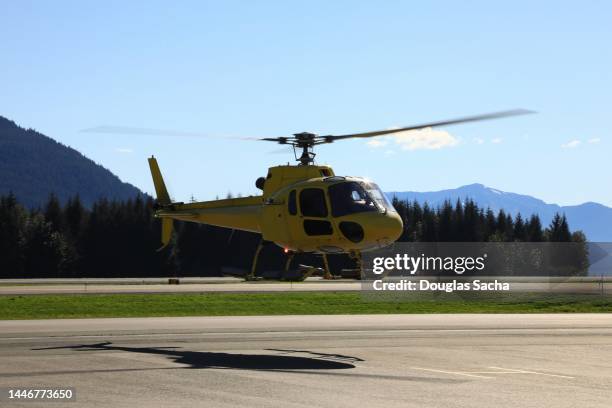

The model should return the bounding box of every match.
[0,116,142,208]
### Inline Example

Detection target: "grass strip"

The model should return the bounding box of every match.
[1,292,611,319]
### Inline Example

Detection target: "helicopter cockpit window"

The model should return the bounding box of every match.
[299,188,328,217]
[328,182,378,217]
[363,182,396,213]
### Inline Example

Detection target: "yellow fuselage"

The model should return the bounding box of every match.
[155,165,403,254]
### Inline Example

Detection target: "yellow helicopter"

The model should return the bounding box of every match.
[135,109,533,280]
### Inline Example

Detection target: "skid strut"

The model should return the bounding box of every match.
[322,253,332,280]
[247,240,265,280]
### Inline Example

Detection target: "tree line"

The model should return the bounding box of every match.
[0,193,586,278]
[391,197,585,243]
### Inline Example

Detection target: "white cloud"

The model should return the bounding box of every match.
[115,147,133,154]
[365,128,458,151]
[366,139,389,148]
[388,127,458,151]
[561,140,581,149]
[473,137,484,145]
[491,137,503,144]
[588,137,601,144]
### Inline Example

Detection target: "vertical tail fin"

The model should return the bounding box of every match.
[148,156,171,206]
[148,156,173,250]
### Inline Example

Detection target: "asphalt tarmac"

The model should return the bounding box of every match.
[1,314,611,407]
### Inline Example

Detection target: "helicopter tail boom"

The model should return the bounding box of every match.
[155,198,262,233]
[147,156,262,249]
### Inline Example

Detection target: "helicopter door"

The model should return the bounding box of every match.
[296,188,334,246]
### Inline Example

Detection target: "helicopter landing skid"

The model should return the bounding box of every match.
[349,250,364,279]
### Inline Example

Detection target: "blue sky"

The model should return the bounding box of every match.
[1,1,610,205]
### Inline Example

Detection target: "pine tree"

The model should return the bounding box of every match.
[421,203,437,241]
[44,193,62,231]
[527,214,544,242]
[438,200,453,241]
[558,214,572,242]
[452,199,464,241]
[513,213,526,241]
[0,193,26,277]
[504,213,515,241]
[462,199,480,241]
[64,195,85,240]
[485,208,497,240]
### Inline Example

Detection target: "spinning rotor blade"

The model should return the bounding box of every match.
[81,125,257,140]
[82,108,535,153]
[320,109,535,142]
[261,137,289,144]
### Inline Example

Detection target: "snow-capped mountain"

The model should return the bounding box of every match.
[387,184,612,241]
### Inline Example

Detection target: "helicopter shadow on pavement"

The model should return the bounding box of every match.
[25,343,466,383]
[32,342,357,370]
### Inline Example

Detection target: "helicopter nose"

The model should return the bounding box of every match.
[376,211,403,245]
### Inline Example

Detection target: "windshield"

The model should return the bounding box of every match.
[363,182,396,213]
[328,182,378,217]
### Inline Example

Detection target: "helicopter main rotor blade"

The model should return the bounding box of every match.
[321,109,535,142]
[81,125,257,140]
[261,137,289,144]
[82,108,535,149]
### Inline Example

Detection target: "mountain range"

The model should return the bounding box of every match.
[388,184,612,241]
[0,116,143,208]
